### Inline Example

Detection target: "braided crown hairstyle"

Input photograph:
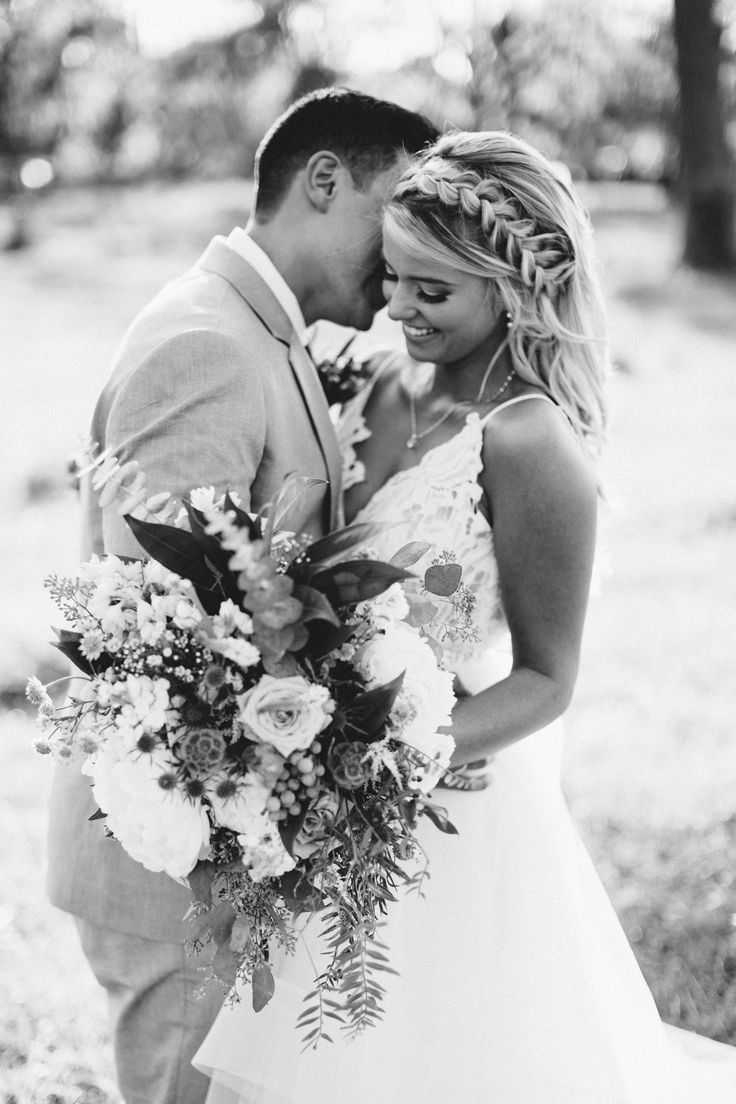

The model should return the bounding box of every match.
[384,131,608,455]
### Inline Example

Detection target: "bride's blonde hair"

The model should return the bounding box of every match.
[385,130,609,456]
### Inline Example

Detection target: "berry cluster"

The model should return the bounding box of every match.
[267,740,326,821]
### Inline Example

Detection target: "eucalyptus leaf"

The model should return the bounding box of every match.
[252,963,275,1012]
[404,599,439,628]
[389,541,431,568]
[424,562,462,597]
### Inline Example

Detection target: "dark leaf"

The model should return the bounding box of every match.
[252,963,275,1012]
[277,803,309,858]
[310,560,413,607]
[303,523,384,570]
[305,620,355,660]
[125,515,212,587]
[424,563,462,597]
[188,859,216,907]
[389,541,431,568]
[292,584,341,626]
[223,493,261,540]
[51,628,110,676]
[422,803,459,835]
[346,674,404,739]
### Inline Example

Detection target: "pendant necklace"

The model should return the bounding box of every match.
[406,336,515,450]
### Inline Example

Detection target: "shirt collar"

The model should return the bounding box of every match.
[226,228,309,344]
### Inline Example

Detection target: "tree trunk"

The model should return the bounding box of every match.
[673,0,736,270]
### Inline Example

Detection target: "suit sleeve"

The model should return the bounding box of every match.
[101,328,266,558]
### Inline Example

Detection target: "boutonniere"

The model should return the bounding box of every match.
[312,336,374,406]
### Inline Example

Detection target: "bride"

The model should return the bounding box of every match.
[195,131,736,1102]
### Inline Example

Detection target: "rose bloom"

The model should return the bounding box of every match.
[328,740,371,791]
[361,582,410,626]
[293,792,340,859]
[237,675,334,757]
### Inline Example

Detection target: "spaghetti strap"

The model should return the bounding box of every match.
[363,348,406,395]
[480,393,558,427]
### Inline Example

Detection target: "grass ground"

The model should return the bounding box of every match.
[1,179,735,1101]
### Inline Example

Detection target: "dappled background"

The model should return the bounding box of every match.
[2,1,736,1100]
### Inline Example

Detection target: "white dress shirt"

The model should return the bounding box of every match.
[226,228,309,344]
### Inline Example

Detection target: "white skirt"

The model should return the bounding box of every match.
[194,717,736,1103]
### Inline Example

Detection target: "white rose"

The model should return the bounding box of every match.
[237,675,334,757]
[292,792,340,859]
[361,583,410,626]
[356,622,430,686]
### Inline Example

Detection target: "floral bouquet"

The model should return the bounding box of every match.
[28,459,460,1043]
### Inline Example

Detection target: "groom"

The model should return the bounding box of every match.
[46,88,437,1104]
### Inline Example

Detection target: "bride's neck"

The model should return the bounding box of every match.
[431,335,513,405]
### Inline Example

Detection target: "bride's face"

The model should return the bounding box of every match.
[382,225,502,374]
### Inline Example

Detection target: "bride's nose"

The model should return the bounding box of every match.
[385,283,417,322]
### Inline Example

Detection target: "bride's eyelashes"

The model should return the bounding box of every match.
[380,268,450,305]
[416,287,449,304]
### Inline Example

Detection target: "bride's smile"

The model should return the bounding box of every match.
[381,224,508,394]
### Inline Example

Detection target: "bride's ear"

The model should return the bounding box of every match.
[303,151,342,212]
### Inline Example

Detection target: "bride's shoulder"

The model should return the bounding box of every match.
[480,391,596,493]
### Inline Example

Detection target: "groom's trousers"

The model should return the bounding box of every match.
[76,918,225,1104]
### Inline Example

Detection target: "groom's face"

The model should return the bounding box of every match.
[318,161,405,330]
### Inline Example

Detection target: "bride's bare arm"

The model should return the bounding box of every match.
[447,399,598,764]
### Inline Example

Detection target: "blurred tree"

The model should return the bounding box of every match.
[673,0,736,269]
[0,0,143,194]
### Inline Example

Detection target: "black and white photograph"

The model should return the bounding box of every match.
[2,0,736,1101]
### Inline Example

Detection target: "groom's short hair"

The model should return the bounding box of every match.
[253,87,438,217]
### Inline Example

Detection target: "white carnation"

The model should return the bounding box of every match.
[86,744,210,879]
[237,815,296,883]
[207,775,271,834]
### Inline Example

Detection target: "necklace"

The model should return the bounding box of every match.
[406,340,516,450]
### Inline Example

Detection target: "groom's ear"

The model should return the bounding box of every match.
[303,151,343,212]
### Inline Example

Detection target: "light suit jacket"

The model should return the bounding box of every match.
[46,236,344,942]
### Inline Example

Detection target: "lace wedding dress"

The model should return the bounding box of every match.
[195,382,736,1104]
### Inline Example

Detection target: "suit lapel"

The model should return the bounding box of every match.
[288,338,344,530]
[198,237,344,530]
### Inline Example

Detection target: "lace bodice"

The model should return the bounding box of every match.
[333,360,557,682]
[349,412,506,664]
